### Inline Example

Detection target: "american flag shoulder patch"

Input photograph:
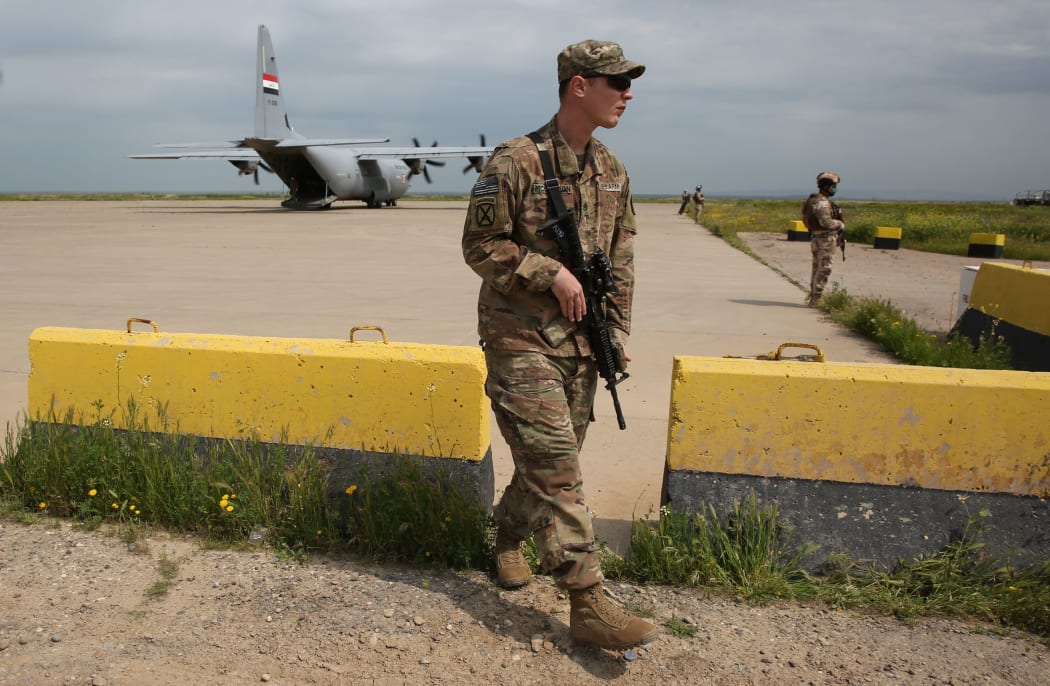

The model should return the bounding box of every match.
[471,176,499,197]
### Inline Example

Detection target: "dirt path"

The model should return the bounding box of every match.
[1,518,1047,685]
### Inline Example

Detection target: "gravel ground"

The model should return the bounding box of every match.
[1,518,1047,686]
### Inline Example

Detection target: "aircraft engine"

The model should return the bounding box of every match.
[405,138,446,183]
[229,160,276,185]
[463,134,488,174]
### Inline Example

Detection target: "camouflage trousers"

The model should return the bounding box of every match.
[484,348,603,591]
[809,230,837,298]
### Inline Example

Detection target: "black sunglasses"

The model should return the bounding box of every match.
[583,73,632,92]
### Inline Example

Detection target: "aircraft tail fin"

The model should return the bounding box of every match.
[255,25,295,140]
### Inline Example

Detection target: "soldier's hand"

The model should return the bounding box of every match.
[551,267,586,322]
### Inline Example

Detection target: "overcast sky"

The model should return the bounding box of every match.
[1,0,1048,200]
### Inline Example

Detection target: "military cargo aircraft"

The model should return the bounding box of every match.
[130,25,493,209]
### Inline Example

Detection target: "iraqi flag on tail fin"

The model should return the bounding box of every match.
[262,73,279,95]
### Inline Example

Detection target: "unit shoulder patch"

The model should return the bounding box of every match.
[474,198,496,227]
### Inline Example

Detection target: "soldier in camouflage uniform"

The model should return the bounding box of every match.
[692,184,705,220]
[462,39,658,650]
[801,172,844,307]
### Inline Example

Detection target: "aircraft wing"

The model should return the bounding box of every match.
[273,138,390,148]
[129,149,262,160]
[355,146,493,160]
[130,136,394,159]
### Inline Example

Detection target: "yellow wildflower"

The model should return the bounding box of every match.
[226,505,234,512]
[88,489,98,497]
[38,501,47,509]
[345,485,358,496]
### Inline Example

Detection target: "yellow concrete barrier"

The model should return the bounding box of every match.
[29,323,493,501]
[787,219,809,242]
[663,354,1050,566]
[967,232,1005,258]
[954,262,1050,371]
[873,226,901,250]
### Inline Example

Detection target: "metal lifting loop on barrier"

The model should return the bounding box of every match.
[349,325,389,343]
[768,342,825,362]
[723,342,826,362]
[126,317,159,333]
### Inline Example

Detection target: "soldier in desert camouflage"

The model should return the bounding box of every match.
[802,171,844,307]
[462,39,658,650]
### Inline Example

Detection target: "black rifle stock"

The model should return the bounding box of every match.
[540,214,629,430]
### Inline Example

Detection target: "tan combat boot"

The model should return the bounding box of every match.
[493,532,531,589]
[569,584,660,650]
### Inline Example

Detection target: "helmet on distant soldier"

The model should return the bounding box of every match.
[816,172,840,186]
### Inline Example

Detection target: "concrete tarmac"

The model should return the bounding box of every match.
[0,200,894,550]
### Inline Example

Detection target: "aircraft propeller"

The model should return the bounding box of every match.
[463,134,487,174]
[230,160,276,185]
[406,138,446,183]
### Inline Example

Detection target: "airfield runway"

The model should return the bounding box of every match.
[0,199,959,549]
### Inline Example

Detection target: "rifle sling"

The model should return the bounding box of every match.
[527,131,572,222]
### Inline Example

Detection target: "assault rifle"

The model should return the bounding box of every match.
[539,213,629,430]
[831,201,846,261]
[526,131,629,429]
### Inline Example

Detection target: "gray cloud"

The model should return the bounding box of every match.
[1,0,1048,199]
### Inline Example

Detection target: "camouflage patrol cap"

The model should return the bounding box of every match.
[557,40,645,82]
[816,172,841,185]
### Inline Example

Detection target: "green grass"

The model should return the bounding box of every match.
[818,288,1013,368]
[601,501,1050,641]
[144,552,180,600]
[0,400,493,569]
[700,198,1050,261]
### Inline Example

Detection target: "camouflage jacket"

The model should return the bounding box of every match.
[801,192,844,233]
[462,117,637,356]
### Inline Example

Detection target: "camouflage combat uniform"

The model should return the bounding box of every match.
[462,117,636,591]
[692,187,704,219]
[801,191,843,301]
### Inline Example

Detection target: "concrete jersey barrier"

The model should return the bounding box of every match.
[28,324,493,506]
[664,354,1050,568]
[954,261,1050,371]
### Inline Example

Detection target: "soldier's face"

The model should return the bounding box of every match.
[581,74,634,129]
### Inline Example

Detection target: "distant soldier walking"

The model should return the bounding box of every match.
[691,184,705,220]
[801,172,844,307]
[678,190,689,214]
